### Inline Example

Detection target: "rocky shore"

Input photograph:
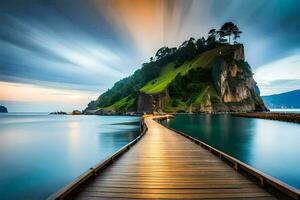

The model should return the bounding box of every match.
[49,111,67,115]
[49,110,82,115]
[232,112,300,124]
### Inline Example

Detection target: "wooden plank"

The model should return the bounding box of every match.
[82,187,266,194]
[76,197,276,200]
[72,116,278,199]
[76,191,273,199]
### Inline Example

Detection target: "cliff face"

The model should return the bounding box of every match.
[137,92,153,113]
[137,89,170,113]
[205,46,267,112]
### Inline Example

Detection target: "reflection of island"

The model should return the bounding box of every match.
[0,105,8,113]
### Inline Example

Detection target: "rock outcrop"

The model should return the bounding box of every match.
[202,45,267,112]
[199,91,213,113]
[137,89,170,113]
[137,92,154,113]
[72,110,82,115]
[49,111,67,115]
[0,105,8,113]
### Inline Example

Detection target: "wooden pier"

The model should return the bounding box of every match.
[49,115,300,200]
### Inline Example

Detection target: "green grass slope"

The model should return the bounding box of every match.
[140,45,238,94]
[140,62,190,94]
[103,95,136,112]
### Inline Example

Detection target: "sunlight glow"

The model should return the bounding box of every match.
[0,81,98,104]
[68,121,81,161]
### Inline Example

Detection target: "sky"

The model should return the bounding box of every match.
[0,0,300,112]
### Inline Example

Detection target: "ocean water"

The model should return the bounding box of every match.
[0,113,140,200]
[161,114,300,190]
[270,108,300,113]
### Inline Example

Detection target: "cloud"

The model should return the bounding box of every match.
[254,53,300,95]
[0,6,140,91]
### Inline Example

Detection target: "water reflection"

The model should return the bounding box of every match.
[161,114,300,189]
[251,120,300,187]
[68,121,81,164]
[203,114,212,134]
[0,114,140,200]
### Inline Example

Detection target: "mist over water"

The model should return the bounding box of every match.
[161,114,300,190]
[0,113,140,200]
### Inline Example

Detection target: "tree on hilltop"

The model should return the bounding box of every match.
[219,22,242,44]
[207,29,217,46]
[174,37,197,67]
[155,47,171,60]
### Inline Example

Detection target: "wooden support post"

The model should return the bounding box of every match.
[234,162,239,171]
[260,177,265,187]
[90,168,97,177]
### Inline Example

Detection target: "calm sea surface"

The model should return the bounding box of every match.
[161,114,300,190]
[0,113,140,200]
[270,108,300,113]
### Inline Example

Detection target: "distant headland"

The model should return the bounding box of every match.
[262,89,300,109]
[0,105,8,113]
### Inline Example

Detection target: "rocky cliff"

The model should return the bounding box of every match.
[207,46,267,112]
[137,89,170,113]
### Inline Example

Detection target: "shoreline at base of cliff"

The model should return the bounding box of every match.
[83,110,300,124]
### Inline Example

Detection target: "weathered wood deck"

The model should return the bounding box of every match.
[74,116,277,199]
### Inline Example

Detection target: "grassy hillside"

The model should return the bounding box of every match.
[140,62,189,94]
[140,45,237,94]
[103,95,136,112]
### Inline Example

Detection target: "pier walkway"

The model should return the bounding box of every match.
[73,116,276,199]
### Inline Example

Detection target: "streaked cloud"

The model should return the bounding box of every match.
[254,53,300,95]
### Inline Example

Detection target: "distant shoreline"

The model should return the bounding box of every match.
[232,112,300,124]
[4,111,300,124]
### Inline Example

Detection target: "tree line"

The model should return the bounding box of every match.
[141,22,242,81]
[153,22,242,64]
